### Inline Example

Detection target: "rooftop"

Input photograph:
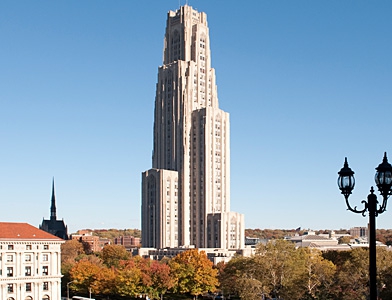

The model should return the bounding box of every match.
[0,222,63,241]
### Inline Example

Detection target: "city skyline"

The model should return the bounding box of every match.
[1,1,391,233]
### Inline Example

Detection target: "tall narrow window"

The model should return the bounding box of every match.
[25,266,32,276]
[42,266,49,276]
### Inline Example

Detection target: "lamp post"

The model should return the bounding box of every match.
[337,152,392,300]
[67,281,74,300]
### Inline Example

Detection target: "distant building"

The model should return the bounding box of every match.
[287,230,386,251]
[0,222,64,300]
[289,232,339,248]
[114,236,141,250]
[71,232,101,252]
[135,246,249,265]
[39,178,69,240]
[245,237,268,247]
[350,226,368,238]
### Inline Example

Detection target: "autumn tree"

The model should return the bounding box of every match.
[69,256,105,296]
[62,239,85,263]
[114,258,147,297]
[377,247,392,299]
[100,244,131,268]
[170,249,218,299]
[147,260,175,300]
[333,247,369,300]
[61,239,88,295]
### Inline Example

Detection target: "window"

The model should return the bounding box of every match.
[43,245,49,250]
[25,254,31,262]
[42,266,48,276]
[42,254,49,261]
[26,283,32,292]
[7,283,13,293]
[26,244,32,250]
[43,282,49,291]
[7,255,13,262]
[8,245,14,250]
[7,267,13,277]
[25,266,31,276]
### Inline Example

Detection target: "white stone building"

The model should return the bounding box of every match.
[142,5,244,249]
[0,222,64,300]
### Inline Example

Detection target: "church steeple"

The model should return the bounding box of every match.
[50,177,57,221]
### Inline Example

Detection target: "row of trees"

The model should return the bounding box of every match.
[62,239,392,300]
[220,240,392,300]
[62,240,217,299]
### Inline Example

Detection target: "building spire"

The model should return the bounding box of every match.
[50,177,57,221]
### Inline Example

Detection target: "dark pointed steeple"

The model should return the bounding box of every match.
[40,178,68,240]
[50,177,57,221]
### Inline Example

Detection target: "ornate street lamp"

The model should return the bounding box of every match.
[337,152,392,300]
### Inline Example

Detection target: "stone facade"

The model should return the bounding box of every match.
[0,222,64,300]
[142,5,244,249]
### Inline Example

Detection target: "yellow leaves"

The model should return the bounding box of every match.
[170,249,218,296]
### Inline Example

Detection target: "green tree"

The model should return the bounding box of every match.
[298,248,336,300]
[255,239,302,299]
[229,256,267,300]
[170,249,218,299]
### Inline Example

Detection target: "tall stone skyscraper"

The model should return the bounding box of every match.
[142,5,244,249]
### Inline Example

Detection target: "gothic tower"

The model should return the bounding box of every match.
[40,178,68,240]
[142,5,244,249]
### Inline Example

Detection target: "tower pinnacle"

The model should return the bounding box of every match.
[50,177,56,221]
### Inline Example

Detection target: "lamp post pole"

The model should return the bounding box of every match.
[368,188,377,300]
[338,153,392,300]
[67,281,73,300]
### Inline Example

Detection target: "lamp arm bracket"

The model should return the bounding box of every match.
[376,197,388,216]
[345,197,368,216]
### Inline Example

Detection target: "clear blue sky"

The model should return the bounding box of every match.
[1,1,391,234]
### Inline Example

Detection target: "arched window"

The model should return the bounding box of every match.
[42,295,50,300]
[25,297,33,300]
